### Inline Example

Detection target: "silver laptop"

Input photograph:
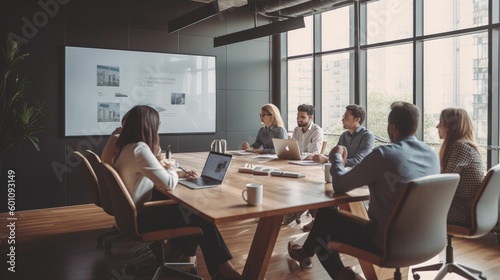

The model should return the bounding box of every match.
[272,138,306,160]
[178,152,232,189]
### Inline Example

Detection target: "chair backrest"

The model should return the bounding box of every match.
[73,151,101,207]
[99,162,141,240]
[381,173,460,267]
[469,163,500,236]
[86,150,115,216]
[320,140,328,154]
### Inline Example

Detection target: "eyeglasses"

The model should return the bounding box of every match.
[259,113,272,117]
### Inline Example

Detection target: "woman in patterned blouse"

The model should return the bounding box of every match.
[437,108,485,227]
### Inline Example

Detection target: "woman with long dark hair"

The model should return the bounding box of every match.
[114,105,241,280]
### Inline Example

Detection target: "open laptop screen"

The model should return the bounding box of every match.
[201,152,232,182]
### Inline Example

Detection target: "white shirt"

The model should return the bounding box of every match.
[292,122,324,155]
[113,142,178,206]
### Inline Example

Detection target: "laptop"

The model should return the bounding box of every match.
[178,151,233,189]
[272,138,306,160]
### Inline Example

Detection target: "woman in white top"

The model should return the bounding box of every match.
[113,105,241,280]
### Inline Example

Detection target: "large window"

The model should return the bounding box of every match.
[322,7,352,51]
[321,52,352,136]
[284,0,499,166]
[366,0,413,44]
[287,16,313,57]
[366,44,413,139]
[424,0,488,35]
[423,33,488,144]
[287,58,313,130]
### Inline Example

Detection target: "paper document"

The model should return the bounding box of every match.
[288,160,321,166]
[230,150,255,155]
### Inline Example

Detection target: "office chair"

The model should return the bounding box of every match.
[99,161,203,279]
[328,174,460,280]
[282,141,328,226]
[73,151,122,249]
[320,140,328,154]
[412,164,500,280]
[494,194,500,245]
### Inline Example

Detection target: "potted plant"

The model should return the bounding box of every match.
[0,38,44,167]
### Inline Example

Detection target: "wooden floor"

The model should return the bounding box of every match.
[1,204,499,280]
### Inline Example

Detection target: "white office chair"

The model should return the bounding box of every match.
[328,174,460,280]
[412,164,500,280]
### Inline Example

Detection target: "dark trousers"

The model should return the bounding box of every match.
[137,203,232,276]
[302,207,380,278]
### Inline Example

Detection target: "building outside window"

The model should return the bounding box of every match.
[284,0,498,167]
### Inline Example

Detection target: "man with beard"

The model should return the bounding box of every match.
[291,104,325,160]
[283,104,324,226]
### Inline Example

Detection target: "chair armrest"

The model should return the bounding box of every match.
[143,199,178,208]
[337,209,372,227]
[328,241,382,265]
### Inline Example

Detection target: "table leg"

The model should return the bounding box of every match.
[241,215,283,280]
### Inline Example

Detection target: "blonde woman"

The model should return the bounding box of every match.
[241,103,287,154]
[437,108,485,227]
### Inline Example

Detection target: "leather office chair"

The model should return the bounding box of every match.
[328,174,460,280]
[283,140,328,226]
[99,161,203,280]
[493,193,500,245]
[83,150,125,250]
[73,151,122,249]
[320,140,328,154]
[494,197,500,245]
[412,164,500,280]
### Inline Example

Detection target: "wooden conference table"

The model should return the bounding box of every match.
[160,152,372,280]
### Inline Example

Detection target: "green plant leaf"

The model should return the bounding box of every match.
[0,38,44,157]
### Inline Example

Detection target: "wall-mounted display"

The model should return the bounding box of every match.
[65,46,216,136]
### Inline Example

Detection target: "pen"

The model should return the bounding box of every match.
[178,165,189,173]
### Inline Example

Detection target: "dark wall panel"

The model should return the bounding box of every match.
[0,0,271,211]
[129,30,178,53]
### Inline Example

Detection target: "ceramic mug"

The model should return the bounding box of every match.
[211,139,227,154]
[242,183,263,206]
[323,162,332,183]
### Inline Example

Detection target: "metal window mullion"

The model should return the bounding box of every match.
[414,0,424,139]
[314,14,322,124]
[357,0,366,107]
[489,27,499,166]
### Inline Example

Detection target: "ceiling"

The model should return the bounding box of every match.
[169,0,357,45]
[188,0,357,21]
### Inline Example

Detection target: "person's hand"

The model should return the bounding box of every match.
[159,152,166,161]
[162,159,175,169]
[253,148,263,154]
[242,140,250,150]
[312,154,329,163]
[111,127,122,135]
[330,146,347,165]
[178,169,197,179]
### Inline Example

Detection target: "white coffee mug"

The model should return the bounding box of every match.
[323,162,332,183]
[242,183,263,206]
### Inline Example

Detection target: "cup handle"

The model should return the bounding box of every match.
[242,190,248,202]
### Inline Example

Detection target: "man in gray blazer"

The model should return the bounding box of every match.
[288,101,440,279]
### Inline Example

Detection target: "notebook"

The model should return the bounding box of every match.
[272,138,306,160]
[178,152,233,189]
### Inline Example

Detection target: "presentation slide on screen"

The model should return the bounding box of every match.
[65,46,216,136]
